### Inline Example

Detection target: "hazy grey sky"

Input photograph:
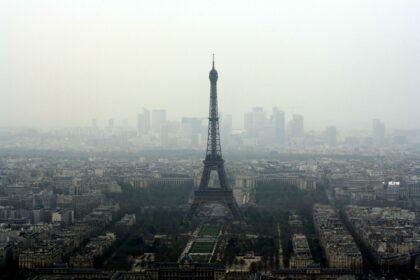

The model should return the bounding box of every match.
[1,0,419,131]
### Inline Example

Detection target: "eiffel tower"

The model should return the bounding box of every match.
[186,55,241,220]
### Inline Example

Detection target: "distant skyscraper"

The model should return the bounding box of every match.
[252,107,266,136]
[244,107,266,137]
[244,112,253,136]
[108,118,114,132]
[137,113,145,136]
[272,108,285,144]
[182,117,202,146]
[288,114,304,138]
[137,108,151,136]
[91,118,97,129]
[325,126,337,145]
[152,109,167,133]
[372,119,385,144]
[143,108,150,134]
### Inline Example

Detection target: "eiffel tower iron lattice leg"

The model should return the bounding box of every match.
[186,55,242,221]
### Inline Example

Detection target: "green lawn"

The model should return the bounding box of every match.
[189,241,215,254]
[198,224,221,237]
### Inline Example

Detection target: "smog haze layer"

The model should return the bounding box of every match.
[1,0,419,131]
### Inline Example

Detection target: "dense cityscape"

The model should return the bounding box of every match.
[0,140,420,279]
[2,1,419,280]
[1,57,420,279]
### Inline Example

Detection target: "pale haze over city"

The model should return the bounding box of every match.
[1,0,419,131]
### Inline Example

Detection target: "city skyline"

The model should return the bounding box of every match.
[0,106,404,135]
[1,2,420,278]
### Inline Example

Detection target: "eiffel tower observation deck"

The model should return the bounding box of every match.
[186,55,242,221]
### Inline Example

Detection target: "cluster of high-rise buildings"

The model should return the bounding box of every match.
[130,106,403,149]
[2,109,420,152]
[87,108,420,150]
[243,107,302,146]
[135,108,206,147]
[131,106,409,149]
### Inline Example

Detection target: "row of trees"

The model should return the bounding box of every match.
[101,182,193,268]
[240,183,329,268]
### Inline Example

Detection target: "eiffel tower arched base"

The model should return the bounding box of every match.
[186,189,242,221]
